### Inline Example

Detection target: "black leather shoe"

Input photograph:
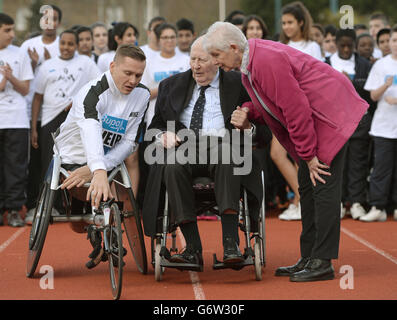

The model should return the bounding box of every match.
[170,245,203,267]
[223,237,244,264]
[7,211,25,227]
[275,257,310,276]
[290,258,335,282]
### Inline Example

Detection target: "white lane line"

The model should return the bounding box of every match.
[0,227,27,254]
[341,226,397,265]
[176,228,206,300]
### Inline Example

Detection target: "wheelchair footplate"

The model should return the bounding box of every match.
[159,247,203,272]
[212,247,255,271]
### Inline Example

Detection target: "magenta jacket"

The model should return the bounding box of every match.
[241,39,369,165]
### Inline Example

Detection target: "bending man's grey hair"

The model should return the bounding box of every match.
[202,21,247,52]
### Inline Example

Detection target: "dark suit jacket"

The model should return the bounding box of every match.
[141,68,271,237]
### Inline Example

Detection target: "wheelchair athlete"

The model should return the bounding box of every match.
[142,37,272,270]
[55,44,149,268]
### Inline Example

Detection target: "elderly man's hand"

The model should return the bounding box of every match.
[231,106,252,130]
[306,156,331,186]
[160,131,181,149]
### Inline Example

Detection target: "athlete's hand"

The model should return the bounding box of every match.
[61,165,93,190]
[86,169,113,208]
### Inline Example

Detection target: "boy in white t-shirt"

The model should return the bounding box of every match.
[31,29,100,197]
[362,26,397,222]
[20,4,62,219]
[0,13,34,227]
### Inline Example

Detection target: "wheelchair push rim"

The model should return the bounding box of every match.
[106,203,124,300]
[26,183,53,278]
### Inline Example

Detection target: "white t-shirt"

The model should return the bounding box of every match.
[287,40,323,60]
[330,53,356,79]
[35,54,101,126]
[364,54,397,139]
[97,50,115,73]
[141,51,190,126]
[373,47,383,59]
[0,45,34,129]
[176,46,190,57]
[20,35,60,118]
[140,44,159,61]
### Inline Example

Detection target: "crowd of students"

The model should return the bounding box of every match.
[0,1,396,228]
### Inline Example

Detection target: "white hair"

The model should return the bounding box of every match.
[202,21,247,53]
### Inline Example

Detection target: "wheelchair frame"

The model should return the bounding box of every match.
[26,152,147,300]
[152,172,266,281]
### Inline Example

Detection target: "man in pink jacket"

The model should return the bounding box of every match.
[203,22,369,282]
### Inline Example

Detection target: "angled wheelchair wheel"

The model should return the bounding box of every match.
[107,203,123,300]
[122,188,148,274]
[26,182,54,278]
[259,207,266,267]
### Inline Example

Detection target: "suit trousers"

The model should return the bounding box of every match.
[298,144,347,260]
[162,139,241,225]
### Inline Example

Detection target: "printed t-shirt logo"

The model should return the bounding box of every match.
[101,114,128,153]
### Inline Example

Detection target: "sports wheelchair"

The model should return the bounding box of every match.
[152,172,266,281]
[26,150,147,300]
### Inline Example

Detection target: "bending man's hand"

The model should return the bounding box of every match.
[306,156,331,186]
[231,106,252,130]
[61,165,93,190]
[86,169,113,208]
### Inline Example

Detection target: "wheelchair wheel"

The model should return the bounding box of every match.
[107,203,123,300]
[154,239,164,281]
[26,183,54,278]
[122,188,148,274]
[254,238,262,281]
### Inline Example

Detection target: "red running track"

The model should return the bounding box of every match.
[0,210,396,300]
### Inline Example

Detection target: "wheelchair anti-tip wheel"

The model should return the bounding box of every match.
[106,203,124,300]
[254,238,263,281]
[154,238,164,281]
[26,182,54,278]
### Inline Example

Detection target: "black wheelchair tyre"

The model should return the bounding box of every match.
[122,188,148,274]
[26,182,54,278]
[107,203,124,300]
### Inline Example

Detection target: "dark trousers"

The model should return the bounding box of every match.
[26,121,42,210]
[0,128,29,211]
[298,144,347,260]
[342,113,371,205]
[369,137,397,210]
[342,136,371,204]
[40,111,68,181]
[162,141,241,225]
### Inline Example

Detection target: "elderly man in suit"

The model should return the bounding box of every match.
[142,36,271,270]
[203,22,369,282]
